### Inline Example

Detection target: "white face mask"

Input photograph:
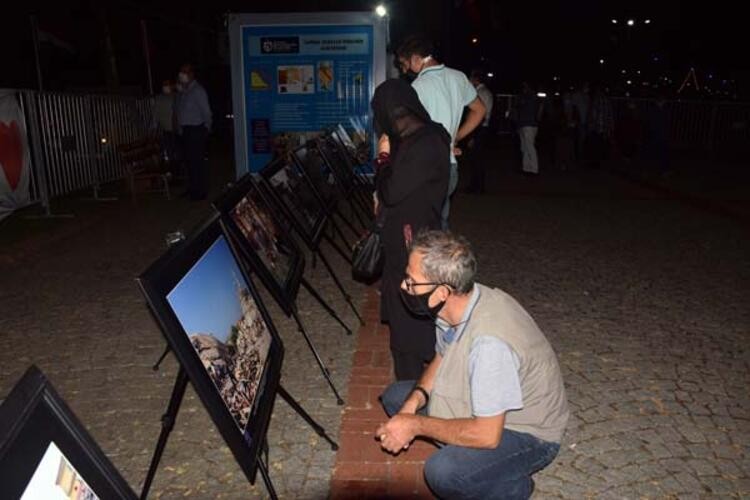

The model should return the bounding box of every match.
[178,72,190,84]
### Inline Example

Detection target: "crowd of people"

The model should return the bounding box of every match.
[510,81,671,175]
[371,35,569,499]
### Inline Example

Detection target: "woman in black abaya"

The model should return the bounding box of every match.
[372,79,451,380]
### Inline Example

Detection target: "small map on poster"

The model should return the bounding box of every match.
[250,68,270,91]
[317,61,334,92]
[277,65,314,94]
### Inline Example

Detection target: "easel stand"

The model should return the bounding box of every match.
[300,277,352,335]
[317,237,364,326]
[288,303,345,404]
[140,350,338,500]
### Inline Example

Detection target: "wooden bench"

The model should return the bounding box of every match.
[118,137,172,202]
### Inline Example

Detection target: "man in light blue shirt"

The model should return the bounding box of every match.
[377,230,569,499]
[396,37,486,229]
[175,64,212,200]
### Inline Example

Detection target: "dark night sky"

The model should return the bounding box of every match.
[1,0,745,98]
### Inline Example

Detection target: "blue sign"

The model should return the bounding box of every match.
[242,24,374,172]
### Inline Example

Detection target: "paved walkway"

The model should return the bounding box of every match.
[1,150,749,498]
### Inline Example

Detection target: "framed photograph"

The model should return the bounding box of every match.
[290,144,338,211]
[258,155,328,248]
[0,365,137,499]
[316,136,358,196]
[335,124,358,154]
[213,174,305,314]
[137,216,283,484]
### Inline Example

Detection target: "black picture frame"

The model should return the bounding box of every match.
[258,155,329,248]
[290,143,339,212]
[316,136,358,197]
[137,216,284,484]
[0,365,137,499]
[213,174,305,316]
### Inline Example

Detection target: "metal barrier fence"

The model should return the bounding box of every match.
[18,90,154,213]
[493,93,750,156]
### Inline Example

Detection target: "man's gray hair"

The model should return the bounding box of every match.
[410,230,476,294]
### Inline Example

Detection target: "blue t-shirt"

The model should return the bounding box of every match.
[412,64,477,164]
[436,287,524,417]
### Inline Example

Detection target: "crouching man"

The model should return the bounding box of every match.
[376,230,569,499]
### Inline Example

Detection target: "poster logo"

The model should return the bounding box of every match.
[260,37,299,54]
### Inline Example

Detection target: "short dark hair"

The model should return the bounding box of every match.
[470,69,484,82]
[410,230,476,294]
[396,35,434,60]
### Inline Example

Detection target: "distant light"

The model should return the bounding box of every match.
[536,92,547,98]
[611,19,618,24]
[627,19,635,26]
[100,137,108,144]
[637,70,641,75]
[621,69,627,74]
[554,92,560,96]
[487,72,494,78]
[471,37,479,44]
[553,76,559,81]
[644,19,651,24]
[225,114,234,119]
[708,74,713,79]
[375,4,387,17]
[626,80,632,85]
[653,56,659,62]
[599,58,605,64]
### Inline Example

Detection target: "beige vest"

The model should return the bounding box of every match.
[428,284,569,443]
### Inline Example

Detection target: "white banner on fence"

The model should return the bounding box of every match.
[0,91,32,221]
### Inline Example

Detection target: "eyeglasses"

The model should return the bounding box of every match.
[403,276,441,294]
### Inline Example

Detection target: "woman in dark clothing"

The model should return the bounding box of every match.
[371,79,451,380]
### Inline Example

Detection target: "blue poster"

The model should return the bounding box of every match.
[242,24,373,172]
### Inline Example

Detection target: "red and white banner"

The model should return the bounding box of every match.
[0,92,32,221]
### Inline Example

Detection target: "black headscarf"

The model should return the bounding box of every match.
[371,78,450,153]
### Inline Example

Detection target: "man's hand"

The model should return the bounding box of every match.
[375,414,419,454]
[373,192,380,215]
[453,146,463,157]
[377,134,391,155]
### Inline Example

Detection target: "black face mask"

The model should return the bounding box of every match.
[399,286,446,319]
[401,71,418,83]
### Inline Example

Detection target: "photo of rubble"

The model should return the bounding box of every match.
[166,236,272,437]
[266,160,322,233]
[230,187,293,288]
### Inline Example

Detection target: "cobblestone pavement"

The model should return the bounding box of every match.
[1,157,749,498]
[0,192,362,499]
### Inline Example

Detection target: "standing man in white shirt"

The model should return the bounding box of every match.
[396,36,486,230]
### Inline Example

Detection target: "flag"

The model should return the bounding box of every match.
[36,22,75,54]
[0,92,33,221]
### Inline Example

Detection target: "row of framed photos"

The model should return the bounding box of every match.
[0,126,372,499]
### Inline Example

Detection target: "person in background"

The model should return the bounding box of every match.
[547,94,574,170]
[153,80,178,171]
[513,82,544,175]
[372,79,451,381]
[465,69,494,194]
[586,84,614,169]
[175,64,212,200]
[396,35,485,229]
[570,82,590,162]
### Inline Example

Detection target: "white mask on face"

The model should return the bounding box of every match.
[178,72,190,84]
